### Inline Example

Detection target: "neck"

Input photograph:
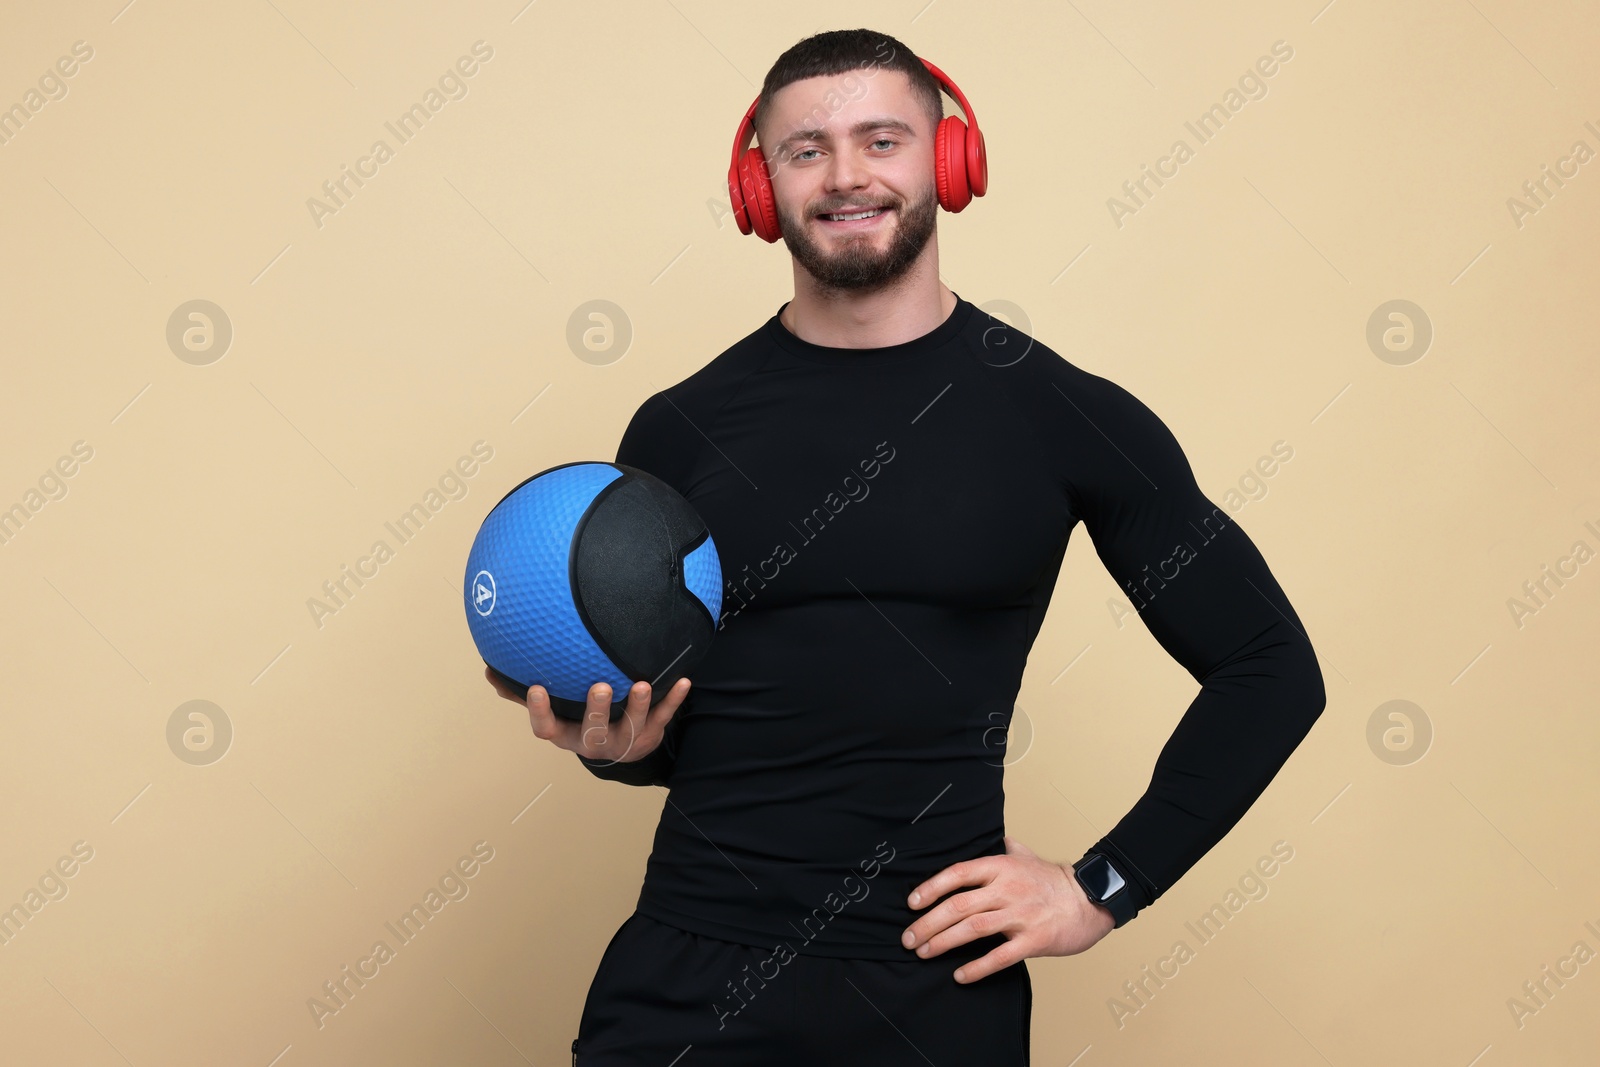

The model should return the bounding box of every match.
[780,240,955,349]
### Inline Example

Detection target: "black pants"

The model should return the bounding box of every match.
[573,910,1031,1065]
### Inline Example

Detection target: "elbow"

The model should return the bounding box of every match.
[1268,619,1327,726]
[1247,624,1327,741]
[1293,639,1328,731]
[1213,619,1329,726]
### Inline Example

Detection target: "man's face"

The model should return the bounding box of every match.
[760,69,939,291]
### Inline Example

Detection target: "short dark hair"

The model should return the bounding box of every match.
[753,29,944,152]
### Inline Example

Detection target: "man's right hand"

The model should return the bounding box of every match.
[485,667,690,767]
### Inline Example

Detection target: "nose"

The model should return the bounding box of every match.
[822,148,869,196]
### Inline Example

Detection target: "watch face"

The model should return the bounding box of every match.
[1077,853,1127,901]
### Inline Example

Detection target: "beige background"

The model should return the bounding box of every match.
[1,0,1596,1063]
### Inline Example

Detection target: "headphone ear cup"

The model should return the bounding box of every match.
[728,159,753,235]
[936,115,973,213]
[739,146,781,243]
[734,147,761,236]
[933,115,952,211]
[966,125,988,199]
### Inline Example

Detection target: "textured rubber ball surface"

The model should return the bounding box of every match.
[464,461,722,722]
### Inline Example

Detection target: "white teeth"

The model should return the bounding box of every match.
[824,208,884,221]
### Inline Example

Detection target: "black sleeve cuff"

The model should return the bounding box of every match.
[575,745,673,788]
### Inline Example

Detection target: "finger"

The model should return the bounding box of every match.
[583,683,640,764]
[485,666,523,703]
[524,684,571,747]
[904,886,1000,954]
[580,682,614,756]
[951,937,1030,985]
[913,904,1003,960]
[647,677,691,728]
[907,857,994,910]
[608,687,642,762]
[624,679,652,722]
[617,681,651,744]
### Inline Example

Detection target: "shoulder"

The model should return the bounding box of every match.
[953,305,1197,504]
[616,317,777,484]
[955,304,1152,421]
[628,317,776,428]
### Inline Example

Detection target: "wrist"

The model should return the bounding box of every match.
[1071,850,1141,929]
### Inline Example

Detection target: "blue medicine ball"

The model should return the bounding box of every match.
[464,461,722,722]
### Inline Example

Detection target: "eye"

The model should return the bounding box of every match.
[794,148,820,161]
[871,138,898,150]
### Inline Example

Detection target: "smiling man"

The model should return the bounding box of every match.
[492,27,1326,1066]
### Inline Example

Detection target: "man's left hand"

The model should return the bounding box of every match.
[902,834,1117,983]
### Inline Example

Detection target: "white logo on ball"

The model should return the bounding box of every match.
[472,570,497,616]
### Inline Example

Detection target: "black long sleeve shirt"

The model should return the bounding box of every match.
[575,292,1326,959]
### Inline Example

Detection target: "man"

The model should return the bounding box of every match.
[490,28,1325,1066]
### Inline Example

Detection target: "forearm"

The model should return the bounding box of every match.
[1081,622,1326,912]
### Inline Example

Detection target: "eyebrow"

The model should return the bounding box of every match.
[774,117,918,154]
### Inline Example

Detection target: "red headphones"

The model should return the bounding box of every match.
[726,57,988,242]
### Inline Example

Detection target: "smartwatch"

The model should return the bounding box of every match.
[1072,851,1139,929]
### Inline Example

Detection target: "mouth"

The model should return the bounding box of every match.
[816,206,893,230]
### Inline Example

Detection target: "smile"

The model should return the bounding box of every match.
[817,207,891,227]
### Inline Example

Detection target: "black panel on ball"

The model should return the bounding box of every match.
[571,465,716,722]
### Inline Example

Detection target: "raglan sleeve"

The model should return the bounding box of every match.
[574,391,691,788]
[1053,366,1326,923]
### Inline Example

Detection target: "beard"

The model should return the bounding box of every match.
[776,182,938,291]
